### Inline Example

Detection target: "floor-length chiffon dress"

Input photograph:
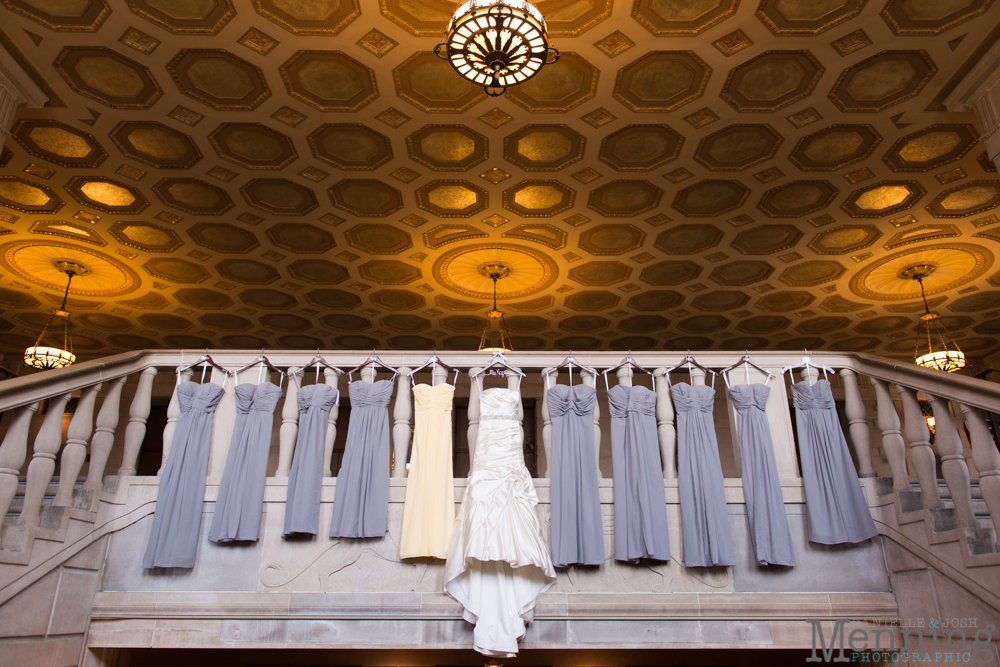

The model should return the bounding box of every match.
[548,382,604,567]
[444,378,555,656]
[400,382,456,559]
[329,379,394,538]
[792,379,878,544]
[209,382,282,543]
[673,382,735,567]
[282,383,338,538]
[728,383,795,566]
[143,381,225,568]
[608,383,671,562]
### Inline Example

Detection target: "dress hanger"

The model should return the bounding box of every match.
[410,353,461,387]
[233,353,286,388]
[781,350,834,383]
[663,354,716,388]
[470,351,525,378]
[601,353,654,391]
[177,353,230,387]
[721,353,773,389]
[543,353,597,389]
[347,352,398,383]
[290,354,344,388]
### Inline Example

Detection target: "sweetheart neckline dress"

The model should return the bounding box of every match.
[209,382,282,543]
[400,382,456,559]
[143,381,225,569]
[282,383,338,538]
[444,385,555,657]
[791,379,878,545]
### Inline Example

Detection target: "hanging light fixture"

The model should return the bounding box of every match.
[478,262,513,352]
[903,264,966,372]
[24,261,84,370]
[434,0,559,97]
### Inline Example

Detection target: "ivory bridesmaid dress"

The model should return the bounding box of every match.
[400,382,456,559]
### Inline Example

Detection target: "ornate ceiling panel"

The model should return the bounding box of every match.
[0,0,998,359]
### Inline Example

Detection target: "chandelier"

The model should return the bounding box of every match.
[24,261,83,370]
[904,264,965,373]
[434,0,559,97]
[478,262,513,352]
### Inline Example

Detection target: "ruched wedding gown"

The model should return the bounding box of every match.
[444,378,555,656]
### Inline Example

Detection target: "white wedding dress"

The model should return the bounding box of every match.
[444,378,556,656]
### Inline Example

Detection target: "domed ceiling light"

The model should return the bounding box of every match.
[478,263,513,352]
[904,264,966,373]
[24,261,84,370]
[435,0,559,97]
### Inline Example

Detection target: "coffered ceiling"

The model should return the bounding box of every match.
[0,0,999,360]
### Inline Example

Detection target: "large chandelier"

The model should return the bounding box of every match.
[24,261,83,370]
[478,263,513,352]
[904,264,965,373]
[434,0,559,97]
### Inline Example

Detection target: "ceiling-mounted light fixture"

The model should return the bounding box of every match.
[24,261,84,370]
[903,264,966,373]
[478,262,513,352]
[434,0,559,97]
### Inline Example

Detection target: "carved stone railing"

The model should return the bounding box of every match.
[0,349,997,586]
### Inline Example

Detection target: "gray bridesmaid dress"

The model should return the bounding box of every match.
[549,383,604,567]
[792,379,878,544]
[209,382,282,543]
[728,384,795,566]
[608,384,671,562]
[329,379,394,538]
[143,381,225,569]
[673,382,735,567]
[282,383,339,538]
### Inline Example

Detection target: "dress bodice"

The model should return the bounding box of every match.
[234,382,282,414]
[297,383,338,413]
[791,379,835,410]
[670,382,715,413]
[414,383,454,412]
[547,383,595,417]
[474,388,522,471]
[479,387,521,419]
[176,381,225,414]
[348,379,394,408]
[727,383,769,412]
[607,384,655,418]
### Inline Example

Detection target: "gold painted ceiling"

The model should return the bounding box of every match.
[0,0,999,358]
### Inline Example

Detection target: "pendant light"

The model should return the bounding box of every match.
[904,264,966,372]
[478,263,513,352]
[434,0,559,97]
[24,261,83,370]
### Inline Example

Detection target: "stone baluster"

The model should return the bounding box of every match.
[689,364,705,386]
[118,367,158,476]
[323,367,343,478]
[53,382,101,507]
[959,403,1000,549]
[392,367,413,478]
[159,367,193,474]
[581,367,602,479]
[507,369,523,421]
[540,367,554,479]
[83,376,128,491]
[895,385,943,509]
[275,366,300,477]
[800,365,818,386]
[431,364,448,387]
[18,392,72,527]
[0,402,39,529]
[616,364,634,388]
[839,369,876,478]
[927,394,978,527]
[654,368,676,478]
[869,378,910,492]
[468,367,483,469]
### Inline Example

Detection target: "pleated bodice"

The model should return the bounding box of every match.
[791,379,835,410]
[728,383,769,412]
[298,382,338,414]
[348,378,393,408]
[414,382,454,412]
[548,383,596,417]
[235,382,282,414]
[176,381,225,414]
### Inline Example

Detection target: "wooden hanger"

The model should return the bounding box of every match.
[290,354,344,387]
[410,353,461,386]
[233,353,286,387]
[602,353,654,391]
[177,353,230,385]
[347,353,398,383]
[664,354,717,388]
[544,353,596,388]
[721,353,773,388]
